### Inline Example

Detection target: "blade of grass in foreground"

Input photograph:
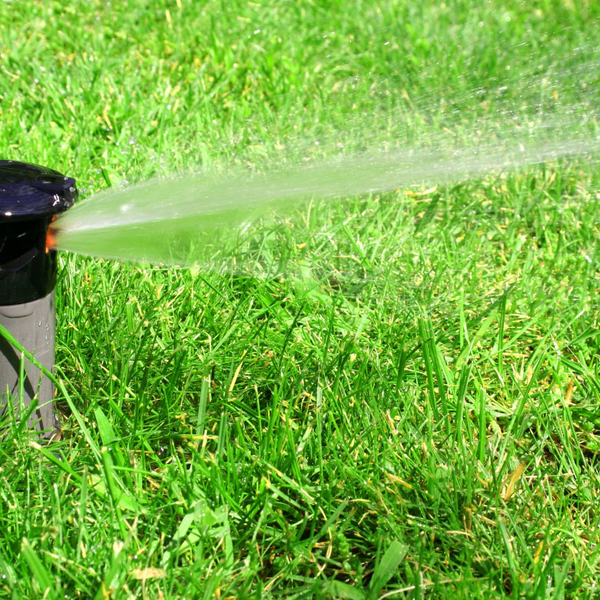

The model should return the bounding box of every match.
[20,539,55,599]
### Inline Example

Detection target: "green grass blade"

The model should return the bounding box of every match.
[20,539,55,599]
[368,541,408,598]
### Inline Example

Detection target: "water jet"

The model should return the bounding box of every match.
[0,160,77,439]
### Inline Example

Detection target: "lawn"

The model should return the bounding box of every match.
[1,0,599,598]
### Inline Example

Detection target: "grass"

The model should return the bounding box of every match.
[1,0,600,598]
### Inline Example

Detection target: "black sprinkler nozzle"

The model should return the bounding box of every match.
[0,160,77,305]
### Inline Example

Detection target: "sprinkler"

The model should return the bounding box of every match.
[0,160,77,439]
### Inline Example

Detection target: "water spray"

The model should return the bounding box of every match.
[0,160,77,439]
[51,135,599,270]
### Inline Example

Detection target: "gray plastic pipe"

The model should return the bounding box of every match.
[0,295,57,435]
[0,160,77,439]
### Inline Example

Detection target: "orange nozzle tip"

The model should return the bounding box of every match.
[46,218,58,252]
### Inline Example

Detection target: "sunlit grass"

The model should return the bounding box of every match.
[1,1,599,598]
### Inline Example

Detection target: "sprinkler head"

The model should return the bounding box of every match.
[0,160,77,438]
[0,160,77,305]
